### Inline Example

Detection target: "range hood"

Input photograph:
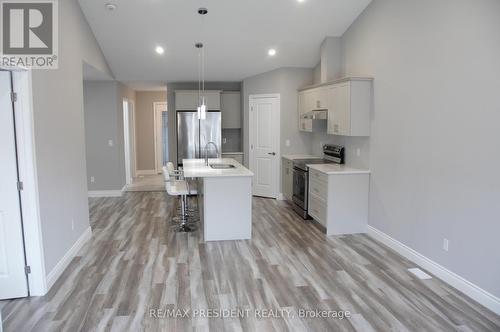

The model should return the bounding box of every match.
[301,110,328,120]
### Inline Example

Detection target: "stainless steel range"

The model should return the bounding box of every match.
[292,145,345,219]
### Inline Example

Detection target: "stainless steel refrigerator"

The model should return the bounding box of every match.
[176,111,221,166]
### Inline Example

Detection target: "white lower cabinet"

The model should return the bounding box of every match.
[308,168,369,235]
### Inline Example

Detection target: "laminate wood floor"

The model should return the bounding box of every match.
[1,192,499,331]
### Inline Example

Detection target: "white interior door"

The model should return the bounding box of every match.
[154,102,168,173]
[0,71,29,299]
[249,95,280,198]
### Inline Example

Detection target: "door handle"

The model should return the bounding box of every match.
[268,152,276,156]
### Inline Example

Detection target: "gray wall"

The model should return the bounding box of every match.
[31,0,113,273]
[166,82,242,165]
[83,81,129,191]
[341,0,500,297]
[135,91,167,170]
[242,68,314,170]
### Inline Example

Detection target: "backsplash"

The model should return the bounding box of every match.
[311,133,370,169]
[222,128,242,152]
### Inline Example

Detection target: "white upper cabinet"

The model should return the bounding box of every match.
[312,87,328,110]
[299,87,327,115]
[221,91,241,128]
[327,79,372,136]
[298,87,329,132]
[297,77,372,136]
[175,90,221,110]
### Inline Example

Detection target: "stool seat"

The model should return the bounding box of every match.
[166,180,189,196]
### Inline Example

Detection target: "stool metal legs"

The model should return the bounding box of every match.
[172,194,198,233]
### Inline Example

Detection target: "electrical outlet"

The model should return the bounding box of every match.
[356,148,361,157]
[90,176,95,183]
[108,139,114,147]
[285,139,290,147]
[223,138,227,144]
[443,238,449,252]
[320,141,324,149]
[71,218,75,231]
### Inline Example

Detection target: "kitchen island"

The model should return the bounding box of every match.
[182,158,253,241]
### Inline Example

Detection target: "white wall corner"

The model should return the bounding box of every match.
[367,226,500,315]
[45,226,92,292]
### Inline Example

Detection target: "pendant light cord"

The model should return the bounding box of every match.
[202,46,205,94]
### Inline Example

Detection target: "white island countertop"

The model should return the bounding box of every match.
[307,163,371,175]
[183,158,253,178]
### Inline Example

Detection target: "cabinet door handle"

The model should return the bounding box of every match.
[268,152,276,156]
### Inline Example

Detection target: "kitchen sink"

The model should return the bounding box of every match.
[210,164,236,169]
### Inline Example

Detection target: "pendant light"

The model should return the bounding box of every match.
[196,42,203,120]
[196,7,208,120]
[195,42,206,120]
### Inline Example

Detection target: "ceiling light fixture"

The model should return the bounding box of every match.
[155,46,165,55]
[297,0,306,3]
[268,48,277,56]
[104,3,117,11]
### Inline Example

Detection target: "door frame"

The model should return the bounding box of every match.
[153,102,168,174]
[122,98,136,186]
[248,93,281,199]
[1,67,46,296]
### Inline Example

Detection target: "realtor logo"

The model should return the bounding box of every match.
[1,0,58,69]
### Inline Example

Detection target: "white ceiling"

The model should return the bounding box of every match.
[78,0,371,82]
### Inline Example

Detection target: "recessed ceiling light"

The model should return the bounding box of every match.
[104,3,117,11]
[268,49,277,56]
[155,46,165,55]
[297,0,306,3]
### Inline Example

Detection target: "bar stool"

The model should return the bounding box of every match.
[162,164,197,232]
[166,163,198,216]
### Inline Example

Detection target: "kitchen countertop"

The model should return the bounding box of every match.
[282,154,322,160]
[307,163,371,175]
[222,152,243,155]
[183,158,253,178]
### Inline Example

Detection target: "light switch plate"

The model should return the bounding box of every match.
[108,140,114,147]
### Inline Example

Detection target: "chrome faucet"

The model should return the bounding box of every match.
[204,142,219,166]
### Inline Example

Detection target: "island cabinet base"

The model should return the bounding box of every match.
[198,176,252,241]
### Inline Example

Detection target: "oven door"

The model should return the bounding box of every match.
[292,167,308,209]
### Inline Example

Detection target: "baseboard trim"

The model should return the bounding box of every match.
[367,225,500,315]
[136,169,157,176]
[88,190,123,198]
[46,227,92,292]
[276,193,286,201]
